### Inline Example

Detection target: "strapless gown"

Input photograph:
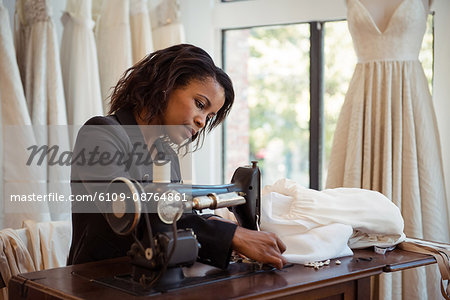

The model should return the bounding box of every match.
[326,0,449,299]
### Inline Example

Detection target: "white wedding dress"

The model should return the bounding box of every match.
[95,0,132,112]
[60,0,103,127]
[150,0,185,50]
[130,0,153,63]
[0,0,50,228]
[327,0,449,299]
[14,0,71,221]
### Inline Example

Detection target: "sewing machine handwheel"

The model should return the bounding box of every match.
[157,190,185,224]
[104,177,143,235]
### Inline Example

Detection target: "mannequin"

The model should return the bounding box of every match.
[359,0,430,33]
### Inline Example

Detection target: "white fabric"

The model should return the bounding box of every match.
[214,208,238,224]
[61,0,103,127]
[95,0,132,112]
[152,23,185,51]
[261,191,353,264]
[23,219,42,270]
[150,0,185,50]
[91,0,103,25]
[23,220,71,271]
[0,0,50,229]
[261,178,405,263]
[14,0,69,128]
[14,228,31,254]
[0,229,35,300]
[327,0,448,299]
[280,224,353,264]
[14,0,72,221]
[130,0,153,63]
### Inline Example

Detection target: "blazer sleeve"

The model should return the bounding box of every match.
[69,116,138,264]
[177,214,237,269]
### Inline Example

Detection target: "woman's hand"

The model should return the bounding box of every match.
[231,226,287,269]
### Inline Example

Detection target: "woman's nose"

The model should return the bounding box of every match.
[194,114,206,129]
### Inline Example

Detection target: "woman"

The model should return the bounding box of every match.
[68,44,287,270]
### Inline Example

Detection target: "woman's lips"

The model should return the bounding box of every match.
[183,126,194,140]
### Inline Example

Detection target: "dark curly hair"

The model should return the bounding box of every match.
[109,44,234,150]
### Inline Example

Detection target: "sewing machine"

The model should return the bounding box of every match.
[8,160,443,299]
[96,162,262,296]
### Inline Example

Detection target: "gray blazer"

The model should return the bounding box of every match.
[67,108,237,269]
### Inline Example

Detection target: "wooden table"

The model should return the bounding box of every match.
[8,249,436,300]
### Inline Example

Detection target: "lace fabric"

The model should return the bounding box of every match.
[154,0,181,27]
[17,0,52,26]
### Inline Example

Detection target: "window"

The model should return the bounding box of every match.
[223,24,310,187]
[223,15,434,189]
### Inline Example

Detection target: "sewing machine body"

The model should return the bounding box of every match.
[98,163,261,295]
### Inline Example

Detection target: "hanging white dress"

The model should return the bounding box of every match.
[150,0,185,50]
[326,0,449,299]
[0,0,50,229]
[60,0,103,127]
[95,0,132,113]
[14,0,71,222]
[130,0,153,64]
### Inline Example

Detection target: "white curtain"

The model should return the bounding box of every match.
[130,0,153,64]
[95,0,132,113]
[150,0,185,50]
[60,0,103,128]
[0,0,50,229]
[14,0,71,222]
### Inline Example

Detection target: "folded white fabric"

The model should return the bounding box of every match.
[282,224,354,264]
[23,220,72,270]
[0,228,35,299]
[261,178,406,263]
[261,191,353,264]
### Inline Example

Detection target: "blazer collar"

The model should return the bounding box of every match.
[114,108,138,125]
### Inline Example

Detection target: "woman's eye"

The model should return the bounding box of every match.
[195,99,205,110]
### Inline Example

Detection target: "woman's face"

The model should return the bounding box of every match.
[163,77,225,144]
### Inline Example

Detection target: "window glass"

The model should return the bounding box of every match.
[323,21,356,187]
[224,24,310,187]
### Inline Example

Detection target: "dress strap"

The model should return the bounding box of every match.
[398,239,450,300]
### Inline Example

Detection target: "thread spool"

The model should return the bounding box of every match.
[153,160,171,183]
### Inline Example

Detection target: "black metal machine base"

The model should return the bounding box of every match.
[94,262,275,296]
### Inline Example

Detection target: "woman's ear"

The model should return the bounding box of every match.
[134,108,147,125]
